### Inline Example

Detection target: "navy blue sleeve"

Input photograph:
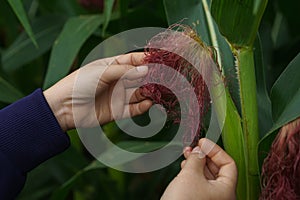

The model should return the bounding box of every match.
[0,89,70,199]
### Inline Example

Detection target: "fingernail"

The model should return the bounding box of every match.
[192,146,206,159]
[136,65,148,72]
[183,147,191,153]
[198,150,206,159]
[192,146,201,153]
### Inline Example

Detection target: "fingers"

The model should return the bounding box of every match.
[110,81,126,120]
[122,99,153,118]
[182,147,206,179]
[182,146,217,180]
[204,165,216,180]
[181,159,215,180]
[101,64,148,85]
[126,88,146,103]
[123,65,148,80]
[180,160,186,169]
[198,138,237,186]
[105,53,147,82]
[82,53,147,85]
[123,79,143,88]
[112,52,145,66]
[182,138,236,183]
[206,157,219,177]
[102,65,148,86]
[183,146,192,159]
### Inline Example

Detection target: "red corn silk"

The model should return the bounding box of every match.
[141,25,216,147]
[261,118,300,200]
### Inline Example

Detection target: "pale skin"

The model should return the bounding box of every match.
[161,138,237,200]
[43,52,237,200]
[44,52,153,131]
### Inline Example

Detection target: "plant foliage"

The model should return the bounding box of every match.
[0,0,299,199]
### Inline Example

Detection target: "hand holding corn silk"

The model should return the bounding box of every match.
[261,118,300,200]
[140,25,219,147]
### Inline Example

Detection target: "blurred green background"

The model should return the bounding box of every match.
[0,0,299,199]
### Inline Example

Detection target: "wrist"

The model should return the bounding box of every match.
[43,87,73,132]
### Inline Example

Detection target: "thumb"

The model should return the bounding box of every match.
[182,146,206,177]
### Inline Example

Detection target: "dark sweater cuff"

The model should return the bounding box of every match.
[0,89,70,173]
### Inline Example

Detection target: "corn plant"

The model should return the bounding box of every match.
[163,0,300,199]
[0,0,299,199]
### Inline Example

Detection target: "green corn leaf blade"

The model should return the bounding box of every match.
[254,36,273,138]
[49,165,99,200]
[43,15,103,89]
[221,90,247,200]
[210,75,247,199]
[211,0,268,47]
[163,0,210,44]
[2,15,66,72]
[50,141,176,200]
[271,52,300,128]
[0,76,24,103]
[7,0,38,47]
[257,128,277,174]
[258,52,300,170]
[204,52,246,199]
[0,1,19,44]
[119,0,129,17]
[102,0,115,37]
[98,141,177,166]
[253,35,273,180]
[38,0,88,17]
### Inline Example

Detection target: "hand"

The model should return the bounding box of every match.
[44,52,153,131]
[161,138,237,200]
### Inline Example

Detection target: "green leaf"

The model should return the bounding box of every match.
[50,141,174,200]
[258,52,300,171]
[163,0,210,44]
[7,0,38,47]
[43,15,103,89]
[211,0,268,47]
[254,36,273,138]
[0,76,24,103]
[219,90,247,200]
[119,0,129,18]
[102,0,115,37]
[38,0,88,17]
[49,162,104,200]
[2,15,66,71]
[99,141,172,166]
[271,52,300,128]
[257,128,277,173]
[0,1,19,44]
[18,145,88,200]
